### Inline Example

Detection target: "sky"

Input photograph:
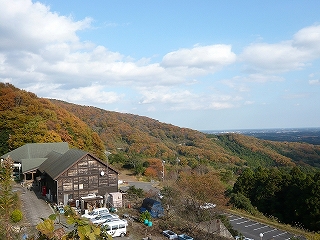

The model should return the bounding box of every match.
[1,0,320,131]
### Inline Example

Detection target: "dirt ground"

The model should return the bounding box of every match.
[118,169,138,182]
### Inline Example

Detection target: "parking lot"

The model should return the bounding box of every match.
[227,214,305,240]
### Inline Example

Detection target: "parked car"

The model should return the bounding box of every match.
[178,234,193,240]
[200,202,216,209]
[90,214,119,225]
[101,217,128,226]
[81,207,109,219]
[235,236,254,240]
[101,219,127,237]
[162,230,178,239]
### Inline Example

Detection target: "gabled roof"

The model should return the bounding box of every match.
[38,149,118,180]
[1,142,69,163]
[38,149,88,180]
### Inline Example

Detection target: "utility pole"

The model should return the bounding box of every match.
[162,160,165,181]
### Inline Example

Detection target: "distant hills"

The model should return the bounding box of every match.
[204,128,320,145]
[1,83,320,170]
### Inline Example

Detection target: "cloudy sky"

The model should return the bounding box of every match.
[1,0,320,131]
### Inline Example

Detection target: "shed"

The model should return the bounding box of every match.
[108,192,123,208]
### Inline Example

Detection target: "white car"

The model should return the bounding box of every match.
[102,218,128,227]
[101,219,127,237]
[90,214,119,225]
[200,202,216,209]
[235,236,254,240]
[81,207,110,219]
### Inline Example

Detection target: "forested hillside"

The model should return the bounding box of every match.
[210,134,320,169]
[0,83,105,159]
[1,83,320,172]
[231,167,320,231]
[49,99,240,166]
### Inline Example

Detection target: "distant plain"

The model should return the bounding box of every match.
[203,128,320,145]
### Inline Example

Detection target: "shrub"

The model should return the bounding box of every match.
[229,193,257,214]
[11,209,23,223]
[139,210,151,223]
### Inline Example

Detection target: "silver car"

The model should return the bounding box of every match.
[162,230,178,239]
[90,214,119,225]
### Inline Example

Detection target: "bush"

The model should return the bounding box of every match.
[229,193,257,214]
[127,186,144,198]
[11,209,23,223]
[139,210,151,223]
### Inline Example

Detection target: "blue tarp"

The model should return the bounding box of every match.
[140,198,164,218]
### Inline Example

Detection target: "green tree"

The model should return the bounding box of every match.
[229,193,257,215]
[0,156,19,239]
[232,168,255,197]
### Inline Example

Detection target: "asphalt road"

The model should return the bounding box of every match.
[227,213,305,240]
[119,181,160,193]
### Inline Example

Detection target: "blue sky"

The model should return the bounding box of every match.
[1,0,320,131]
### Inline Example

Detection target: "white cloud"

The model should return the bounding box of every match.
[282,93,310,99]
[293,24,320,54]
[241,42,308,73]
[309,79,320,85]
[26,83,122,105]
[221,74,284,94]
[0,0,190,91]
[0,0,91,51]
[161,44,236,73]
[244,74,284,83]
[137,86,241,111]
[241,24,320,74]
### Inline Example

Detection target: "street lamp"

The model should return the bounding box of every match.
[162,160,165,181]
[259,233,263,240]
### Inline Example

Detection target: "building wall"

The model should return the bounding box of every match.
[48,155,118,204]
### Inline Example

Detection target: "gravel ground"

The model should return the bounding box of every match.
[13,183,55,238]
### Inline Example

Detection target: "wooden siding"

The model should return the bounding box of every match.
[54,155,118,204]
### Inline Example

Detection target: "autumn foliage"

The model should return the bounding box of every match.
[2,83,320,172]
[0,83,105,159]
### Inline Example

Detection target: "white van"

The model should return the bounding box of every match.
[101,219,127,237]
[81,207,109,219]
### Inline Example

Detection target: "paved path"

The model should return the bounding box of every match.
[13,184,54,227]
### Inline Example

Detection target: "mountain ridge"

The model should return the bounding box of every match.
[1,83,320,170]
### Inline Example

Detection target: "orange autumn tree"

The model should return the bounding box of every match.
[177,171,228,207]
[144,158,164,179]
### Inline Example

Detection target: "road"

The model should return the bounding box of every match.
[227,213,305,240]
[13,184,54,227]
[119,181,161,195]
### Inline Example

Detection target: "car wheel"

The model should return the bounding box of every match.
[120,232,125,237]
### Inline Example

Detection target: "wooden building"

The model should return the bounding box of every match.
[38,149,118,205]
[1,142,119,207]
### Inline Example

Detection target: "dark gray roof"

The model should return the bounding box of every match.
[1,142,69,163]
[38,148,88,180]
